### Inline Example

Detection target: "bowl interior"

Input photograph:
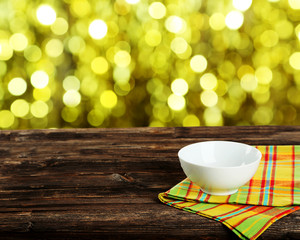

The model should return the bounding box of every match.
[178,141,262,168]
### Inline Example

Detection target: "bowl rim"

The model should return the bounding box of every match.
[178,140,262,169]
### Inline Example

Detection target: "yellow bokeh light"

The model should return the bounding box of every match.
[289,52,300,70]
[91,57,109,74]
[33,87,51,101]
[24,45,42,62]
[31,101,49,118]
[11,99,30,118]
[71,0,91,17]
[288,0,300,9]
[8,77,27,96]
[275,20,293,39]
[87,109,105,126]
[89,19,108,40]
[148,2,166,19]
[252,106,273,125]
[36,5,56,26]
[113,67,131,84]
[225,11,244,30]
[255,66,273,84]
[0,40,13,61]
[100,90,118,108]
[9,33,28,51]
[125,0,140,4]
[203,107,223,126]
[68,36,85,54]
[170,37,188,54]
[145,30,162,47]
[233,0,252,11]
[260,30,279,48]
[45,39,64,58]
[171,78,188,96]
[63,90,81,107]
[200,73,218,90]
[190,55,207,73]
[183,114,200,126]
[165,16,186,34]
[167,94,186,111]
[295,24,300,40]
[0,110,15,128]
[240,73,258,92]
[114,50,131,67]
[61,107,79,123]
[63,76,81,91]
[209,13,226,31]
[31,70,49,89]
[51,17,69,35]
[200,90,218,107]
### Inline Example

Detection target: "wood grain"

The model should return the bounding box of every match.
[0,126,300,239]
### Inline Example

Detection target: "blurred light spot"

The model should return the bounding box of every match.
[81,77,98,96]
[0,40,13,61]
[68,36,85,54]
[89,19,108,40]
[171,78,188,96]
[225,11,244,30]
[114,82,131,96]
[190,55,207,73]
[252,106,273,124]
[100,90,118,108]
[171,37,188,54]
[145,29,162,47]
[287,87,300,105]
[51,17,69,35]
[167,94,186,111]
[183,114,200,126]
[289,52,300,70]
[255,66,272,84]
[31,101,49,118]
[11,99,29,117]
[31,70,49,89]
[113,67,131,84]
[288,0,300,9]
[114,50,131,67]
[275,20,293,39]
[71,0,91,17]
[24,45,42,62]
[61,107,79,123]
[9,33,28,51]
[203,107,223,126]
[0,110,15,128]
[126,0,140,4]
[91,57,109,74]
[8,77,27,96]
[209,13,225,31]
[296,24,300,40]
[63,90,81,107]
[87,109,105,126]
[260,30,278,47]
[63,76,81,91]
[216,80,228,96]
[237,65,254,79]
[45,39,64,58]
[201,90,218,107]
[233,0,252,11]
[240,73,257,92]
[36,5,56,26]
[165,16,186,33]
[33,87,51,101]
[200,73,218,90]
[148,2,166,19]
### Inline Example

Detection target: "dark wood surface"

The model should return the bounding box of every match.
[0,126,300,239]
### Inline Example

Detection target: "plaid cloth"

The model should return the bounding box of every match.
[158,145,300,240]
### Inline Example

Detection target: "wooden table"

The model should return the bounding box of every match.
[0,126,300,239]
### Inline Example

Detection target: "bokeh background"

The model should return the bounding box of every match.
[0,0,299,129]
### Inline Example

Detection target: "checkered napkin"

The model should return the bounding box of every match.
[158,145,300,240]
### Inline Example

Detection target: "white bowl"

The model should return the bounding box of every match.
[178,141,262,196]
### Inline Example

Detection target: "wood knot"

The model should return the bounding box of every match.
[111,173,135,183]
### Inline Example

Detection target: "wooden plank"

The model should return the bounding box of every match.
[0,126,299,239]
